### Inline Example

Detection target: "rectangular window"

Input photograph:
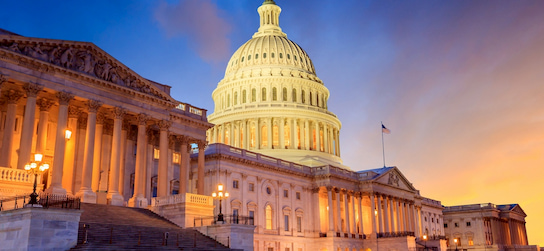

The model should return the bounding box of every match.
[173,152,180,164]
[249,210,255,225]
[454,223,459,227]
[296,192,301,200]
[468,237,474,246]
[249,183,255,192]
[444,223,448,228]
[297,216,302,232]
[466,221,471,227]
[153,148,160,159]
[284,189,289,198]
[284,215,289,231]
[233,180,239,189]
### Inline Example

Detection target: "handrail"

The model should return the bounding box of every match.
[0,192,81,211]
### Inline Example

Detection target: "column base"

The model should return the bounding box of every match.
[45,185,67,195]
[75,189,97,203]
[128,195,148,208]
[107,192,124,206]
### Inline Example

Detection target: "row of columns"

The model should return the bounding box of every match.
[322,187,423,239]
[209,118,340,157]
[489,217,528,246]
[0,82,207,207]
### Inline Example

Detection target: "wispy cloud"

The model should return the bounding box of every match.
[154,0,232,63]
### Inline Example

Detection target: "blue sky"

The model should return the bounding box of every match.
[2,0,544,245]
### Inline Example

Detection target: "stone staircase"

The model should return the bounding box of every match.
[71,203,238,250]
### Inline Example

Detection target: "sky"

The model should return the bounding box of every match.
[2,0,543,245]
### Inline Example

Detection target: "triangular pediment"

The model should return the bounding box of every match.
[0,35,175,103]
[374,167,417,191]
[510,204,527,216]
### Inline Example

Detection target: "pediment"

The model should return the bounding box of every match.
[374,167,417,191]
[0,35,175,103]
[511,204,526,216]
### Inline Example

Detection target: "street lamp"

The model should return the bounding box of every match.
[211,184,229,222]
[24,153,49,206]
[423,234,427,250]
[454,238,458,251]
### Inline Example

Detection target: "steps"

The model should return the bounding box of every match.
[71,203,237,250]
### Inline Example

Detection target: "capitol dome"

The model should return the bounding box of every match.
[208,0,344,168]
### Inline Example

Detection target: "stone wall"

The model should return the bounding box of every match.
[0,207,81,251]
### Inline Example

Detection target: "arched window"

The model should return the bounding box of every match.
[301,90,306,103]
[273,124,279,147]
[272,87,277,101]
[234,92,238,105]
[292,89,297,102]
[261,125,268,147]
[282,87,287,101]
[262,88,267,101]
[266,205,273,230]
[263,52,267,58]
[279,53,283,59]
[284,124,290,148]
[250,125,255,147]
[251,88,256,102]
[242,90,247,103]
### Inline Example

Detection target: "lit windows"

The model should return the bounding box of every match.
[172,152,180,164]
[153,148,159,159]
[266,205,272,230]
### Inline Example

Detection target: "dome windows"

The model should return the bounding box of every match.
[271,52,275,58]
[292,89,297,102]
[272,87,278,101]
[255,54,258,59]
[252,88,256,102]
[301,90,306,104]
[263,53,267,58]
[234,92,238,105]
[242,90,247,103]
[262,88,267,101]
[282,87,287,101]
[248,55,251,60]
[279,53,283,59]
[287,54,290,60]
[241,56,245,62]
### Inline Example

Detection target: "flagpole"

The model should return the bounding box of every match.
[381,121,386,168]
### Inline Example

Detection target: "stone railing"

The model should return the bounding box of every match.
[422,197,442,207]
[0,167,34,183]
[208,102,337,120]
[173,102,207,121]
[151,193,212,207]
[443,203,496,212]
[205,144,313,175]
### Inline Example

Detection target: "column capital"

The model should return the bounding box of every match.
[326,186,333,192]
[23,82,43,97]
[177,135,190,144]
[112,107,127,120]
[96,112,105,124]
[56,91,74,105]
[122,119,131,131]
[158,119,172,131]
[311,186,321,193]
[0,74,7,86]
[4,89,23,104]
[68,105,81,118]
[197,140,207,150]
[87,99,102,113]
[37,98,54,111]
[137,113,150,125]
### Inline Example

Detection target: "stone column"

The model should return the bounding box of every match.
[335,188,342,233]
[255,119,260,149]
[395,198,402,232]
[106,108,126,205]
[401,201,407,232]
[35,98,54,155]
[315,122,321,151]
[290,118,296,149]
[236,121,241,148]
[323,124,329,153]
[350,192,356,235]
[413,205,419,237]
[63,106,81,195]
[91,112,104,191]
[418,206,423,237]
[384,196,390,234]
[76,100,102,203]
[197,141,206,194]
[370,193,377,238]
[0,74,6,97]
[344,191,350,236]
[336,130,341,157]
[46,92,73,194]
[390,197,396,233]
[17,83,42,170]
[304,119,309,150]
[118,121,129,196]
[178,136,189,194]
[279,117,285,149]
[128,114,149,208]
[327,187,335,234]
[377,194,383,235]
[244,120,249,149]
[0,90,22,167]
[220,124,225,143]
[266,118,272,149]
[156,120,171,197]
[357,193,364,235]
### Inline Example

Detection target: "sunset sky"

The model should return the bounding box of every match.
[2,0,543,245]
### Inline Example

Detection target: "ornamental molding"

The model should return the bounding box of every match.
[0,37,176,107]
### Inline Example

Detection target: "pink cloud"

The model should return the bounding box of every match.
[154,0,232,63]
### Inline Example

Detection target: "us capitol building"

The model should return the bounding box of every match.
[0,1,536,251]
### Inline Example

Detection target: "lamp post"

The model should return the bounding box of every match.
[24,153,49,206]
[211,184,229,222]
[454,238,458,251]
[423,234,427,251]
